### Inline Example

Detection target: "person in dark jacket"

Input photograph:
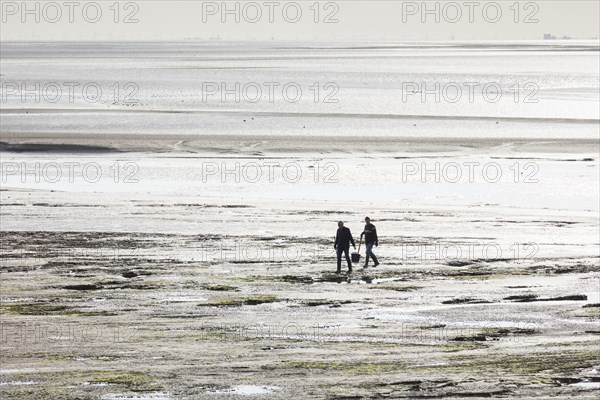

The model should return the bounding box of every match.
[360,217,379,268]
[334,221,356,274]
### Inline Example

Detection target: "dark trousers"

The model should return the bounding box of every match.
[336,246,352,271]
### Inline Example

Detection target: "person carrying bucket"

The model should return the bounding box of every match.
[360,217,379,268]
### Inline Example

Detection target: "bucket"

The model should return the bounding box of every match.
[351,237,362,263]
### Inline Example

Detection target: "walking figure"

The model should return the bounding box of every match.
[361,217,379,268]
[334,221,356,274]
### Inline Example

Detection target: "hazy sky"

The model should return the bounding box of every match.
[1,0,599,41]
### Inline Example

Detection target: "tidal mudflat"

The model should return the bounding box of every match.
[1,139,599,399]
[1,41,599,399]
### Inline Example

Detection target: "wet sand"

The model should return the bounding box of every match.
[1,132,598,156]
[1,39,599,399]
[1,143,599,399]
